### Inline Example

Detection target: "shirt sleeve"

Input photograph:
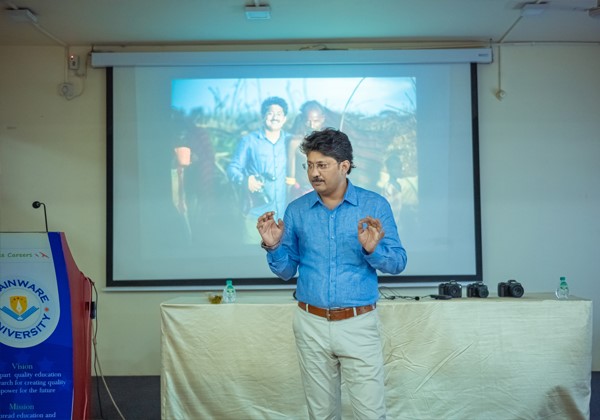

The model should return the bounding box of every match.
[227,136,249,185]
[363,199,407,274]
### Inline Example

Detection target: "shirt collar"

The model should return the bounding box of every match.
[308,179,358,208]
[344,180,358,206]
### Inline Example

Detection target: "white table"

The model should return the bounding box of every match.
[161,293,592,419]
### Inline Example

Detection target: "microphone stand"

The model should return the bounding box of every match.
[32,201,48,233]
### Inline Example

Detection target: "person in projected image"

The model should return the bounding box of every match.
[172,118,217,245]
[227,96,291,244]
[286,100,331,200]
[378,152,419,234]
[256,128,407,420]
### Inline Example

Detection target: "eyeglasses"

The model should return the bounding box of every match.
[302,162,338,172]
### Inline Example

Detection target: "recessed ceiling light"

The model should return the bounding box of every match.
[520,3,549,17]
[6,8,38,24]
[245,5,271,20]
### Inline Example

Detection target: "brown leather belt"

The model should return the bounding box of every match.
[298,301,376,322]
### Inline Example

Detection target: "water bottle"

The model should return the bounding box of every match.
[222,279,236,303]
[555,276,569,300]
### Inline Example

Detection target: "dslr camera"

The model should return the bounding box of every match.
[438,281,462,298]
[466,282,489,298]
[497,279,524,298]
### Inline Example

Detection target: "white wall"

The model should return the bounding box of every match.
[1,44,599,374]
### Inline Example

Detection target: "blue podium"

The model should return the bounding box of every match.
[0,232,93,420]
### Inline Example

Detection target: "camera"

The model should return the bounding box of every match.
[466,282,489,298]
[497,279,524,298]
[438,281,462,298]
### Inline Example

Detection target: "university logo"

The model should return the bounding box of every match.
[0,278,60,348]
[4,295,39,320]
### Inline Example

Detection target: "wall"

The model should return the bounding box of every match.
[1,44,599,374]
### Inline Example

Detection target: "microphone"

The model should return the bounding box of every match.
[32,201,48,233]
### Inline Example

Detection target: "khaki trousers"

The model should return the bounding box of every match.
[292,306,386,420]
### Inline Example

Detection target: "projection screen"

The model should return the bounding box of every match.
[92,48,491,289]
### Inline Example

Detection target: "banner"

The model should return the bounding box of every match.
[0,233,74,420]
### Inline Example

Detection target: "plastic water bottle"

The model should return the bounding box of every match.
[555,276,569,300]
[222,279,236,303]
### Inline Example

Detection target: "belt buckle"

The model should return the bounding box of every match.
[327,307,342,321]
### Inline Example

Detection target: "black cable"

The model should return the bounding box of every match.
[379,287,452,301]
[90,280,104,420]
[379,287,425,301]
[378,287,397,300]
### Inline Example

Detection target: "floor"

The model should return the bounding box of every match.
[90,373,599,419]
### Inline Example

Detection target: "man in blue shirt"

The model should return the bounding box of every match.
[257,128,407,419]
[227,96,290,244]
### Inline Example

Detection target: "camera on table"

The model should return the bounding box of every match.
[438,281,462,298]
[466,282,489,298]
[497,279,524,298]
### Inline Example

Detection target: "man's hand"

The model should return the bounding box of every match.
[248,174,264,193]
[257,211,284,248]
[358,216,385,254]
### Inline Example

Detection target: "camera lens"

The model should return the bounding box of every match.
[449,284,462,298]
[510,284,524,298]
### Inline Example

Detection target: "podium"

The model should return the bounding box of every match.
[0,232,93,420]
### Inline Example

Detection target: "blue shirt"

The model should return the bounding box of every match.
[227,129,289,218]
[266,180,407,308]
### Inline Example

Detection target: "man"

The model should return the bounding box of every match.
[227,96,290,244]
[379,152,419,235]
[298,100,327,133]
[257,128,407,419]
[172,117,216,245]
[286,100,331,200]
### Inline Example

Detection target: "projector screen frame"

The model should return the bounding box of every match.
[102,49,486,290]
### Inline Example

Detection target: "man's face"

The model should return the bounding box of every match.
[305,151,348,198]
[263,104,287,132]
[305,110,325,131]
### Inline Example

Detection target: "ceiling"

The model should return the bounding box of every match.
[1,0,600,48]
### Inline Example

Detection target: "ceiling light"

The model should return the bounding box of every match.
[520,3,549,17]
[6,8,38,23]
[589,7,600,18]
[245,5,271,20]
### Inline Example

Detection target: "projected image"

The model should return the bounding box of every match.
[169,77,418,247]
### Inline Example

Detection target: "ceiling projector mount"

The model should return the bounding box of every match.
[245,0,271,20]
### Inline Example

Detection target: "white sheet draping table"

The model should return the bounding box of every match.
[160,293,592,419]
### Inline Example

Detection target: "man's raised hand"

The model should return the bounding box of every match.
[257,211,284,247]
[358,216,385,254]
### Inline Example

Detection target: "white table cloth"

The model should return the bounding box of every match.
[161,293,592,419]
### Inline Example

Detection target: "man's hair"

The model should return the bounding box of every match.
[300,128,356,174]
[261,96,288,116]
[299,100,324,117]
